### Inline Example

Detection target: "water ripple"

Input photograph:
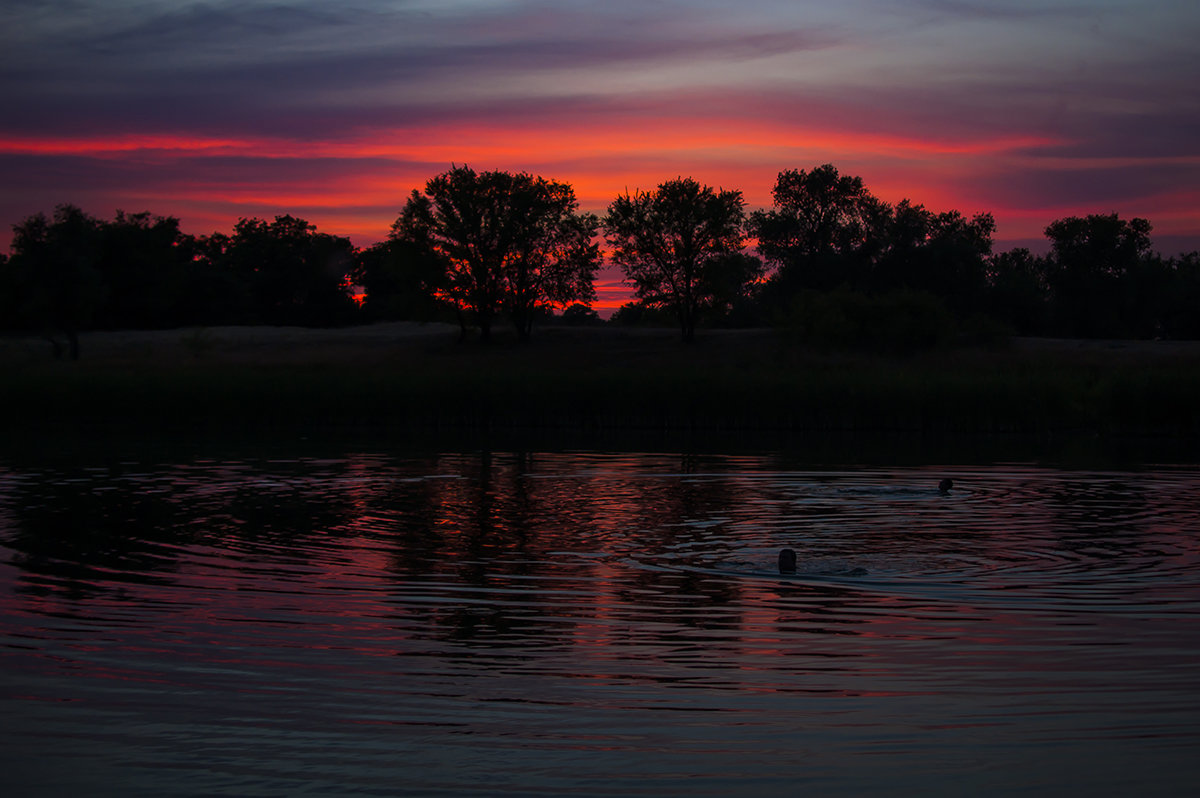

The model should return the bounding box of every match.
[3,455,1200,795]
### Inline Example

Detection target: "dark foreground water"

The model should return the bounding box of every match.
[2,451,1199,796]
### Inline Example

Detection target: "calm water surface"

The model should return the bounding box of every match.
[2,451,1199,796]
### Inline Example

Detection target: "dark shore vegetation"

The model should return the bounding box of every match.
[3,325,1198,449]
[3,164,1198,459]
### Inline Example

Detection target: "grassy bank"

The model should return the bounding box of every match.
[3,324,1199,446]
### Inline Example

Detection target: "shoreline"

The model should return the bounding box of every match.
[7,322,1200,363]
[3,325,1199,454]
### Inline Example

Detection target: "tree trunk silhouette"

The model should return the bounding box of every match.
[455,308,468,343]
[514,308,534,342]
[45,335,63,360]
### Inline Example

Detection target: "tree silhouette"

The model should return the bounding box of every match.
[0,252,7,314]
[2,207,243,344]
[608,300,675,327]
[7,165,1199,345]
[93,210,197,330]
[559,302,602,326]
[393,166,600,342]
[1157,252,1200,338]
[207,215,359,326]
[1044,213,1153,337]
[4,205,107,359]
[505,181,600,341]
[700,251,766,326]
[751,164,888,293]
[874,202,995,316]
[603,177,747,342]
[985,247,1050,334]
[356,237,449,323]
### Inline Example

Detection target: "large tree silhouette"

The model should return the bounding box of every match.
[92,210,198,330]
[206,215,359,326]
[603,177,747,342]
[3,205,107,359]
[873,201,995,315]
[393,166,599,342]
[750,164,888,293]
[1044,213,1153,337]
[505,181,600,341]
[2,206,234,346]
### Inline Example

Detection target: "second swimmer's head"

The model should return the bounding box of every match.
[778,548,797,574]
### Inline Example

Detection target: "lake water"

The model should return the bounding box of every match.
[2,450,1199,796]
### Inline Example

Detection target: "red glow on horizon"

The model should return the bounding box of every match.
[0,123,1058,224]
[3,120,1196,265]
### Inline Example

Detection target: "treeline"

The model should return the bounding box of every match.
[0,210,361,359]
[3,163,1199,358]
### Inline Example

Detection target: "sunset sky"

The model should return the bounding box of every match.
[3,0,1198,310]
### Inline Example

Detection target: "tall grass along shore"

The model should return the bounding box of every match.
[3,324,1199,443]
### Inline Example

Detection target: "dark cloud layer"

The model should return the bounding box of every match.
[4,2,837,137]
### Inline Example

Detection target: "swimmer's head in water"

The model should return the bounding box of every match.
[778,548,797,574]
[939,478,953,494]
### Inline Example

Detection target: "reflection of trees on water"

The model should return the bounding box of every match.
[4,467,190,603]
[383,452,580,645]
[1,459,368,607]
[1,453,988,661]
[378,452,752,647]
[217,474,357,543]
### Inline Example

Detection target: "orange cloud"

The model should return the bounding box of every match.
[0,118,1060,164]
[0,135,258,156]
